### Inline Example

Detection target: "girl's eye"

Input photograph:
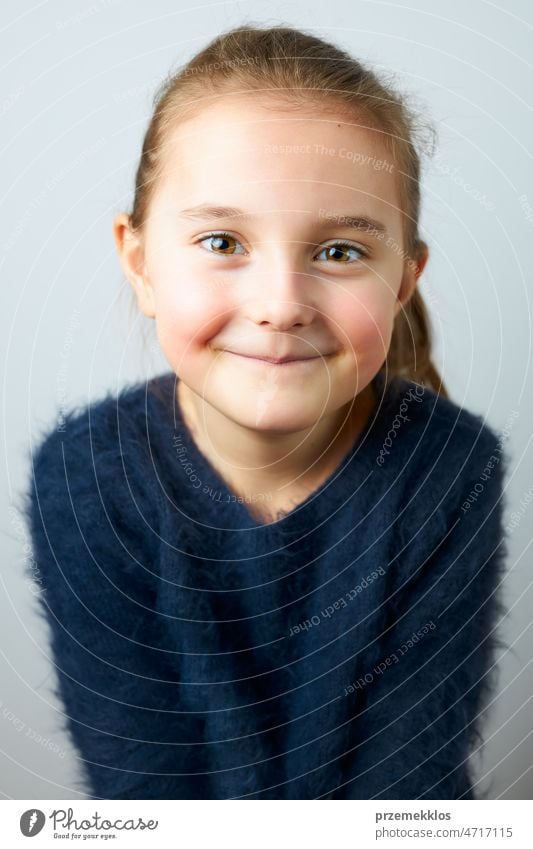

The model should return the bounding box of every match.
[196,232,368,263]
[197,232,246,255]
[315,241,368,263]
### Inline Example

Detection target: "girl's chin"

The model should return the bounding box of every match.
[224,396,324,433]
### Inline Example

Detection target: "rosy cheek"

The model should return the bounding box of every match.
[154,282,230,354]
[337,294,395,356]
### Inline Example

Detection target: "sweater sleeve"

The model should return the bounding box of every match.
[21,409,185,800]
[343,421,508,800]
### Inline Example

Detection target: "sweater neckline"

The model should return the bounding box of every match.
[153,370,398,536]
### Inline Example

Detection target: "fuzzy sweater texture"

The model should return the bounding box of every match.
[20,370,508,800]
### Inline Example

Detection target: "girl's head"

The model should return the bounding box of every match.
[114,23,445,435]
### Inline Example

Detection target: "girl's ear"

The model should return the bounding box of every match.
[394,241,429,316]
[113,213,156,319]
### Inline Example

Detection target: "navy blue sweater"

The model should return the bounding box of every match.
[20,370,507,800]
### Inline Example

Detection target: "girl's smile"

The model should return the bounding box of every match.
[221,350,329,365]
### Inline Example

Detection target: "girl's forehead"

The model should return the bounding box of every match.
[158,98,397,205]
[164,96,390,161]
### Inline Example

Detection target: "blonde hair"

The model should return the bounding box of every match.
[125,22,446,396]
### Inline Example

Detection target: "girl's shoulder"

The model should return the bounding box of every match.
[27,374,168,508]
[377,375,507,523]
[379,373,507,541]
[21,377,163,622]
[382,374,503,466]
[380,378,508,610]
[35,370,173,448]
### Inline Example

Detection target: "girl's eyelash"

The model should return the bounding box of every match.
[195,232,370,259]
[198,231,238,246]
[324,239,369,258]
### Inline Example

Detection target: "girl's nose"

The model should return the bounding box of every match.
[242,262,316,330]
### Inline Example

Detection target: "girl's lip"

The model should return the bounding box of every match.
[226,351,324,364]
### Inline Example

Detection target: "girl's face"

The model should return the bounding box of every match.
[116,97,427,433]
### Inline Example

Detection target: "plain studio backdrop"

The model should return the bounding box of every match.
[1,0,532,800]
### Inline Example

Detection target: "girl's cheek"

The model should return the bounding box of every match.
[155,276,230,343]
[336,290,395,355]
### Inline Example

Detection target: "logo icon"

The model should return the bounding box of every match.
[20,809,45,837]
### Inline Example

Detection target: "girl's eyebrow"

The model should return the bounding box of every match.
[178,204,388,237]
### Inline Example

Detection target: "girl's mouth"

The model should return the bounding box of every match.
[226,351,325,366]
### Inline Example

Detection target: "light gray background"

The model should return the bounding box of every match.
[1,0,532,799]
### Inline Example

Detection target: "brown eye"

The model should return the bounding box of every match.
[315,241,367,263]
[198,232,245,255]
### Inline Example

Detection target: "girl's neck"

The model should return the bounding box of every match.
[176,378,377,518]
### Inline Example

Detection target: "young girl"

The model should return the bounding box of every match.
[22,23,507,800]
